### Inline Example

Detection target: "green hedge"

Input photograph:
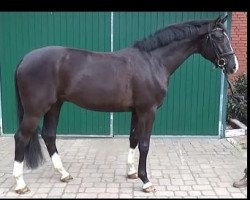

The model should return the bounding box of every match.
[227,73,247,125]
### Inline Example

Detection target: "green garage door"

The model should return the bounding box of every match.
[113,12,229,136]
[0,12,111,135]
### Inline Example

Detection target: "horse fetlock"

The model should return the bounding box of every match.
[143,181,153,189]
[127,173,138,179]
[61,174,73,182]
[51,153,70,179]
[128,165,138,178]
[14,175,27,191]
[15,185,30,194]
[127,164,137,175]
[142,182,156,193]
[58,167,70,178]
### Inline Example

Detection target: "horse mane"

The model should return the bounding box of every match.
[133,20,212,52]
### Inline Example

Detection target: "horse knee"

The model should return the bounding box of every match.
[139,141,149,154]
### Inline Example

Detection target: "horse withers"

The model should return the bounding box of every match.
[13,15,238,194]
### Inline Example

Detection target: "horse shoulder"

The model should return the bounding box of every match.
[148,58,169,106]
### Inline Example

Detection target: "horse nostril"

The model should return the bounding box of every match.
[233,65,236,70]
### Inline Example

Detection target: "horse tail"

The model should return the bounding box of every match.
[15,59,24,126]
[15,59,44,169]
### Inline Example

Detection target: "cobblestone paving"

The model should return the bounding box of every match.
[0,136,247,198]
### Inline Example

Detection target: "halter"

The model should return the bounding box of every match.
[207,25,235,70]
[206,25,241,100]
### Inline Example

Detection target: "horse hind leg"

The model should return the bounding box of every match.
[13,114,43,194]
[127,111,139,179]
[41,101,73,182]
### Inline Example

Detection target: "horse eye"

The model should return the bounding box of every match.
[212,31,224,40]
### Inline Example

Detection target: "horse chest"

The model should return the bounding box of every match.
[133,75,167,109]
[154,85,167,106]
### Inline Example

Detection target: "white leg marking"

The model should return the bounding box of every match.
[13,161,26,190]
[143,181,153,189]
[127,148,137,175]
[51,153,69,179]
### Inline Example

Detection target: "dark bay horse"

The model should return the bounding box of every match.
[13,15,238,194]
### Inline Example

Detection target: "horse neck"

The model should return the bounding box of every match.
[150,37,201,75]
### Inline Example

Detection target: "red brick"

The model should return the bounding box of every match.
[229,12,246,81]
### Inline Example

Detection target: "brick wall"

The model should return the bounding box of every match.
[230,12,247,81]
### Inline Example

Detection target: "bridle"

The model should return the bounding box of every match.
[206,25,235,71]
[206,25,243,101]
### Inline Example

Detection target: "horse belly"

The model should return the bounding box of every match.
[64,77,133,112]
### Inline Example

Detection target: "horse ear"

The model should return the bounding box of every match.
[220,15,228,24]
[215,15,228,25]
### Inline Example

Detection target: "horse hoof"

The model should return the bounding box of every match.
[61,175,73,182]
[143,185,156,193]
[127,173,138,179]
[15,186,30,194]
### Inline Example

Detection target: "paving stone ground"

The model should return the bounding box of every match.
[0,136,247,198]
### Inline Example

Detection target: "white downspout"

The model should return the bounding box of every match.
[0,79,3,135]
[110,12,114,136]
[218,12,228,138]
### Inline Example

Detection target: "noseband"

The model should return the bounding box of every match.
[206,26,235,70]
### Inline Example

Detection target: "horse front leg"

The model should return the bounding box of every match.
[137,108,156,193]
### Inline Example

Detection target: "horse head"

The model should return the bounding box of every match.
[200,15,239,74]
